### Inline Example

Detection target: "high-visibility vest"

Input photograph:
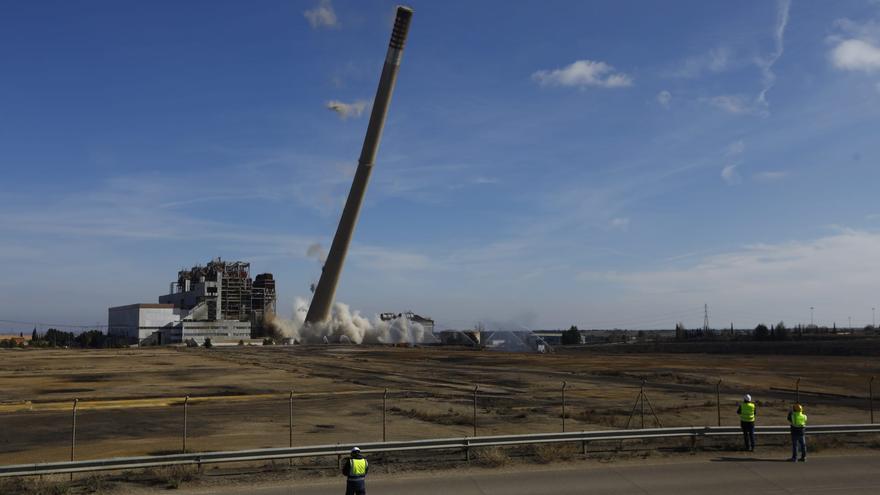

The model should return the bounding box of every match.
[740,402,756,422]
[790,411,807,428]
[350,458,367,477]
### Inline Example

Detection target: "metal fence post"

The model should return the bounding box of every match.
[561,381,567,433]
[472,385,478,437]
[289,390,294,448]
[71,398,78,462]
[870,376,875,424]
[382,388,388,442]
[640,379,645,429]
[716,380,721,427]
[183,395,189,453]
[70,398,78,481]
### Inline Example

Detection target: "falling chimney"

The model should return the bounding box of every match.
[306,6,414,324]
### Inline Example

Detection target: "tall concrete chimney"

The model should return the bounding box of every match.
[305,6,414,324]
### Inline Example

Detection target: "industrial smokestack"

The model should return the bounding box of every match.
[305,6,414,324]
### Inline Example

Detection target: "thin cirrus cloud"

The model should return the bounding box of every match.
[304,0,339,29]
[532,60,633,89]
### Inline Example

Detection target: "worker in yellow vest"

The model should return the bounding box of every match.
[341,446,369,495]
[736,394,757,451]
[787,404,808,462]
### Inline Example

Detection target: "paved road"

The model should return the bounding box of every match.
[185,455,880,495]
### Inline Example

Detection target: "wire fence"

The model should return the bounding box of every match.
[1,375,875,466]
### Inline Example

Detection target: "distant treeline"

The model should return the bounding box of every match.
[553,321,880,356]
[0,329,123,349]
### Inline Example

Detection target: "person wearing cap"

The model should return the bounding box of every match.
[736,394,757,451]
[787,404,808,462]
[341,446,369,495]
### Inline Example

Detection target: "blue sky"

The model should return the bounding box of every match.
[2,0,880,332]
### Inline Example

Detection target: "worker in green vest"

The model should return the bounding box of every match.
[787,404,808,462]
[341,446,369,495]
[736,394,757,451]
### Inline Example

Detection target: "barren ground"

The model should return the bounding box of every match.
[1,345,877,465]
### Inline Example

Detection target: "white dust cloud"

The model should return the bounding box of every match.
[268,297,436,345]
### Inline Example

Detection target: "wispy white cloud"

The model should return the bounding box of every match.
[656,90,672,108]
[704,95,758,115]
[827,16,880,86]
[304,0,339,29]
[532,60,633,89]
[726,140,746,156]
[578,229,880,326]
[753,170,789,182]
[326,99,369,119]
[610,217,630,230]
[830,39,880,72]
[668,47,732,78]
[755,0,791,107]
[700,0,790,116]
[721,164,741,185]
[349,245,433,272]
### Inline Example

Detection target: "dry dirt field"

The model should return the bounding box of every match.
[1,345,878,465]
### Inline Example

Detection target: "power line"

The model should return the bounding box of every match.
[0,319,107,330]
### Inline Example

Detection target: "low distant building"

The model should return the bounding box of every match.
[153,320,252,346]
[0,334,30,346]
[108,304,183,343]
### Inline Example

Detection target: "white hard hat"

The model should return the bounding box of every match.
[351,446,361,453]
[743,394,752,402]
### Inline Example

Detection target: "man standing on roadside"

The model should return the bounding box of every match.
[341,446,369,495]
[737,394,757,451]
[788,404,807,462]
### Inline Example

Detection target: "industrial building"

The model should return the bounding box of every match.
[108,258,276,345]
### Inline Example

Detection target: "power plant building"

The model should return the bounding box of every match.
[109,258,276,345]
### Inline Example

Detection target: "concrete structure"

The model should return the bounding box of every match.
[107,304,183,343]
[306,6,414,324]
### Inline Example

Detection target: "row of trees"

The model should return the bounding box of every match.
[27,329,122,348]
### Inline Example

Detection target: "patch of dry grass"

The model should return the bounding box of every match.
[472,447,510,467]
[0,478,71,495]
[388,406,473,426]
[144,465,199,489]
[531,443,579,464]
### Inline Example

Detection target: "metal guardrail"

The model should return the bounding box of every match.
[2,424,878,477]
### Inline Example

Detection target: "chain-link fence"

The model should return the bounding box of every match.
[1,375,875,465]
